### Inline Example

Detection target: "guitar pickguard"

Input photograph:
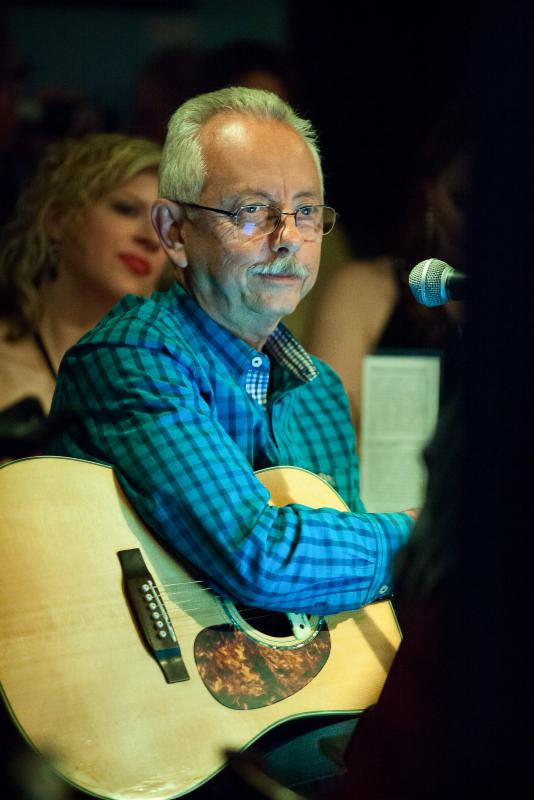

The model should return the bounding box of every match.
[194,624,331,710]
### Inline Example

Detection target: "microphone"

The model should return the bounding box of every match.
[409,258,468,306]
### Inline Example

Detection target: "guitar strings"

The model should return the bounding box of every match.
[2,570,344,625]
[155,576,347,604]
[0,572,321,630]
[157,578,324,620]
[2,571,349,640]
[159,579,317,630]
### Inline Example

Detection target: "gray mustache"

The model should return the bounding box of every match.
[250,257,309,278]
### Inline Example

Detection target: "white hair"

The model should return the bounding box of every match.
[159,86,323,201]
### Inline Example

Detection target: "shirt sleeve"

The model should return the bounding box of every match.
[50,333,413,615]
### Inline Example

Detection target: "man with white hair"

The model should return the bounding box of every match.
[50,87,416,796]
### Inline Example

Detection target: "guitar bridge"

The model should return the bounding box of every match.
[118,548,189,683]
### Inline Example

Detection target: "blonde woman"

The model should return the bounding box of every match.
[0,133,170,414]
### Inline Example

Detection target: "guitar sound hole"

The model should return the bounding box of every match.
[235,604,298,637]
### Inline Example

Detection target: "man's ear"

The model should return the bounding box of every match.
[151,199,188,269]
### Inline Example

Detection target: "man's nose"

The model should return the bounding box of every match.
[270,212,302,254]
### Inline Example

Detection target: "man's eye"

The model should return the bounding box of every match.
[298,205,317,217]
[240,205,263,215]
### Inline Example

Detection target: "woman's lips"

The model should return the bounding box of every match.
[118,253,151,276]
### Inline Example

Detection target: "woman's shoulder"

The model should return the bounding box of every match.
[0,323,55,413]
[324,255,399,315]
[336,254,396,286]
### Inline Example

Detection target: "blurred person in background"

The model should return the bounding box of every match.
[202,39,299,104]
[307,105,470,438]
[131,44,207,144]
[0,132,170,417]
[0,17,33,227]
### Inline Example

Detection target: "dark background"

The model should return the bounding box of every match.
[4,2,473,247]
[2,2,532,797]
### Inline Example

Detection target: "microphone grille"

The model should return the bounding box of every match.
[408,258,450,307]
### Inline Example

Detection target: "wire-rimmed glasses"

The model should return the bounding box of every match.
[174,201,338,241]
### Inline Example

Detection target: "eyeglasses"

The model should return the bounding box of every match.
[174,201,338,241]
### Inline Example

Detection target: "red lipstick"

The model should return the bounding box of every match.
[118,253,151,276]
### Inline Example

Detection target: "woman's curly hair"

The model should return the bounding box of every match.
[0,133,161,337]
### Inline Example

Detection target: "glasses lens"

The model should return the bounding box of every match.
[236,206,278,238]
[320,206,337,236]
[235,205,337,239]
[296,206,337,239]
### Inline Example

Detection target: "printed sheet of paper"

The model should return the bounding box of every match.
[360,354,441,512]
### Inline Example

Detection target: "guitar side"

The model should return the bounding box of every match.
[0,456,401,800]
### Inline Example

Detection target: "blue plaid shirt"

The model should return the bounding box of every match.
[49,283,412,614]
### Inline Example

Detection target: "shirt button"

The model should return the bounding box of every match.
[251,356,263,367]
[378,584,389,595]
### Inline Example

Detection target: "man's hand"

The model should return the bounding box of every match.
[403,508,420,522]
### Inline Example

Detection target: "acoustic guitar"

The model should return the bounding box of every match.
[0,456,401,799]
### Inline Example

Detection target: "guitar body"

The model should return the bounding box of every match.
[0,456,401,799]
